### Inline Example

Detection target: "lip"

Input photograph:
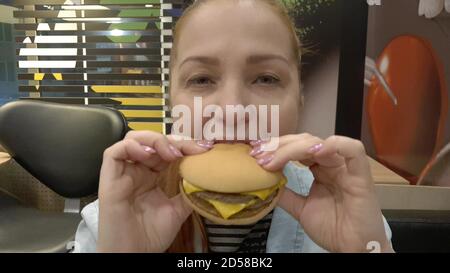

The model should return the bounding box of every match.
[213,140,252,145]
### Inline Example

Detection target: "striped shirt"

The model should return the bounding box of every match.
[202,211,273,253]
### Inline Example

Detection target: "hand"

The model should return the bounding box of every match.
[97,131,213,252]
[250,134,393,253]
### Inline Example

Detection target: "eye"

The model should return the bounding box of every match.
[187,75,214,87]
[254,74,280,85]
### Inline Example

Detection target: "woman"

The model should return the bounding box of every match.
[73,0,394,253]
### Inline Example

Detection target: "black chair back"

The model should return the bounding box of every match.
[0,100,127,198]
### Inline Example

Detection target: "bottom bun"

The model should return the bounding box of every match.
[179,181,284,225]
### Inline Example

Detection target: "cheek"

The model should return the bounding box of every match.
[169,95,213,137]
[170,87,192,107]
[170,90,192,121]
[278,100,300,135]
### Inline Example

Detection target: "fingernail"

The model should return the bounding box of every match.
[257,154,274,166]
[169,144,183,157]
[196,140,214,149]
[143,145,156,154]
[250,140,265,146]
[250,145,263,156]
[308,143,323,154]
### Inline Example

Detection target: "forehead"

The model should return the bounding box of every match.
[175,1,294,61]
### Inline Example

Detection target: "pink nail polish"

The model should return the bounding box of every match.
[250,146,263,156]
[308,143,323,154]
[257,154,274,166]
[205,140,215,145]
[169,145,183,157]
[143,146,156,153]
[196,140,214,149]
[250,140,267,146]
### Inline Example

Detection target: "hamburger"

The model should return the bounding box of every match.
[179,143,286,225]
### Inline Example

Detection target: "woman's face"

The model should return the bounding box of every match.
[170,0,301,141]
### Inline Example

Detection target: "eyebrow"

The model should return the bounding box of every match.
[179,56,220,69]
[246,54,290,66]
[178,53,290,69]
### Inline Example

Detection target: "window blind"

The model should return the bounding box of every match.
[12,0,184,134]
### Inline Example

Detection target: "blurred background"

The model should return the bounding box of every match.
[0,0,449,253]
[0,0,448,190]
[362,0,449,186]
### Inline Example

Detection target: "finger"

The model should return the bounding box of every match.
[124,131,183,162]
[136,153,167,171]
[250,134,309,147]
[127,163,160,196]
[250,134,314,156]
[102,139,155,179]
[167,135,214,155]
[106,137,171,172]
[314,136,370,177]
[312,150,345,170]
[149,159,170,173]
[252,134,321,160]
[99,141,158,202]
[259,136,323,171]
[308,164,343,191]
[277,187,306,221]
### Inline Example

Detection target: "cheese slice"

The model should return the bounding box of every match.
[242,177,286,200]
[183,179,204,194]
[182,177,286,219]
[183,177,286,200]
[205,199,249,219]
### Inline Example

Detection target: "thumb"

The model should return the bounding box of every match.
[277,187,307,221]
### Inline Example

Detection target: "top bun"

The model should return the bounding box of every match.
[179,143,284,193]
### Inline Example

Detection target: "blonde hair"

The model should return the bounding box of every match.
[171,0,302,66]
[164,0,303,253]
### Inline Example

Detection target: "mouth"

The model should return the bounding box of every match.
[212,139,252,145]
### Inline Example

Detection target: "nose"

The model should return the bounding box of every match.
[214,79,248,109]
[207,79,252,139]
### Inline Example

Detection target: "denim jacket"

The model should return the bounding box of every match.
[73,161,392,253]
